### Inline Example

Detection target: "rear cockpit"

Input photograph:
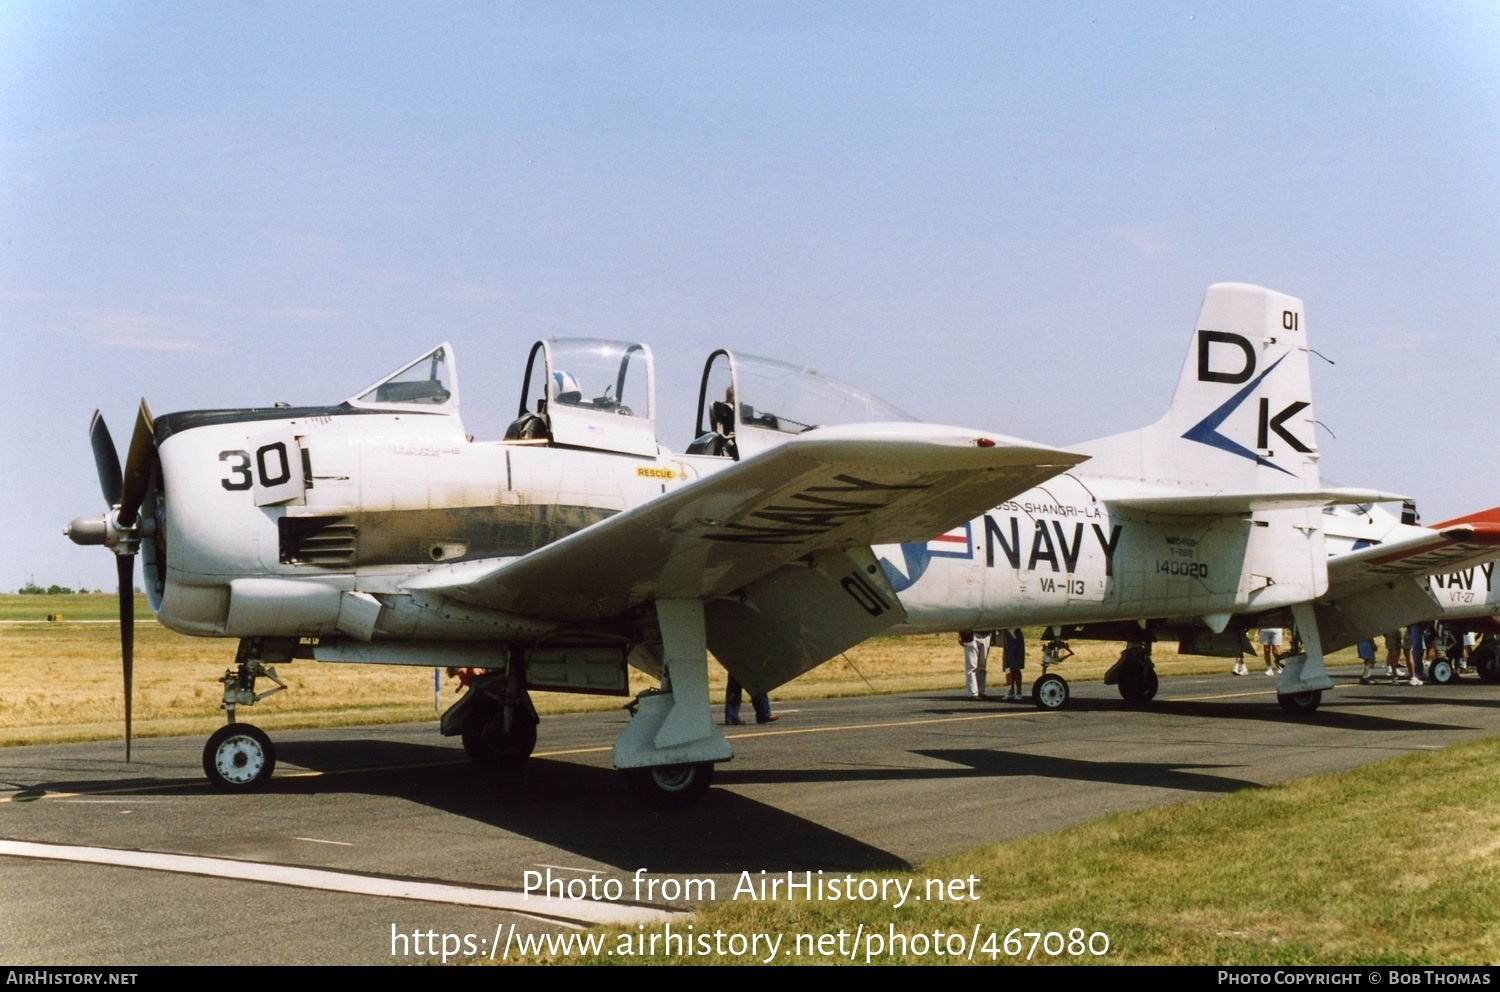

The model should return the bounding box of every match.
[689,350,915,460]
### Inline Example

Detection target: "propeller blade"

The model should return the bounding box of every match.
[118,400,155,528]
[117,554,135,762]
[88,411,123,509]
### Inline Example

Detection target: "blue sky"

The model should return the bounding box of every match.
[2,1,1497,592]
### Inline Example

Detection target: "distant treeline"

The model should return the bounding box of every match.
[16,582,102,595]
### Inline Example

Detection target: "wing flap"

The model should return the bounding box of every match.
[403,423,1086,621]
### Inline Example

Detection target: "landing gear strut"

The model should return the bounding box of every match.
[201,642,288,792]
[1274,603,1333,715]
[613,599,730,807]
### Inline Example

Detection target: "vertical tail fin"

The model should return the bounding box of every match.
[1077,283,1320,492]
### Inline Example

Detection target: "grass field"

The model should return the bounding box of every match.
[504,735,1500,965]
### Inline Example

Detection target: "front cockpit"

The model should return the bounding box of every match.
[345,344,459,413]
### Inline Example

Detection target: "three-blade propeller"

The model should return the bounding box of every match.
[78,401,154,761]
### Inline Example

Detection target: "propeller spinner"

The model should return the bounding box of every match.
[67,401,154,761]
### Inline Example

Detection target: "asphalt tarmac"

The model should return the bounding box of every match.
[3,665,1497,965]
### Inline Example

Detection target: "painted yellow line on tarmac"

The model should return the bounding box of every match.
[729,705,1045,740]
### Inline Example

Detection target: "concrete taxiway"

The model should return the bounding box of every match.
[3,667,1497,964]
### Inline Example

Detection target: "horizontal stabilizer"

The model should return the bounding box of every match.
[1109,487,1404,517]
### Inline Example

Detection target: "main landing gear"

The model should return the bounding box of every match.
[1472,639,1500,684]
[1276,689,1322,714]
[1025,637,1159,710]
[202,649,287,792]
[1271,604,1333,716]
[1104,642,1159,705]
[196,627,727,806]
[443,669,539,769]
[623,762,715,808]
[612,600,730,808]
[446,601,728,809]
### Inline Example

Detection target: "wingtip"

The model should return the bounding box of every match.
[1432,505,1500,532]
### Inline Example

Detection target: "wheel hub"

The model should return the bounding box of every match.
[214,737,265,784]
[652,764,694,791]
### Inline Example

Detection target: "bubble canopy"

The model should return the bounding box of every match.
[515,338,659,457]
[693,350,914,459]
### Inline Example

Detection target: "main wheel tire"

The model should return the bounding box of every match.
[1473,643,1500,684]
[203,723,276,792]
[1278,690,1322,715]
[461,696,538,768]
[624,762,714,809]
[1428,658,1455,685]
[1032,673,1069,710]
[1118,663,1159,704]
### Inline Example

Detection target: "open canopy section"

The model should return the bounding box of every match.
[345,343,459,414]
[510,338,659,457]
[691,350,915,459]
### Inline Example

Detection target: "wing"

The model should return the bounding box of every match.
[1312,507,1500,650]
[403,422,1087,621]
[1327,514,1500,592]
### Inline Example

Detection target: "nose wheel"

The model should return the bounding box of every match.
[1032,672,1070,710]
[1032,638,1074,710]
[202,723,276,792]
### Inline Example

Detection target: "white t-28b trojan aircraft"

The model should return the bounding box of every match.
[67,283,1383,805]
[1313,500,1500,684]
[1023,497,1500,695]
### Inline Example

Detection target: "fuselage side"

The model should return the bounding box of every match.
[151,406,1328,651]
[878,473,1325,633]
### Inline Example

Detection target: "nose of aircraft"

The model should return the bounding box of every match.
[65,514,109,545]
